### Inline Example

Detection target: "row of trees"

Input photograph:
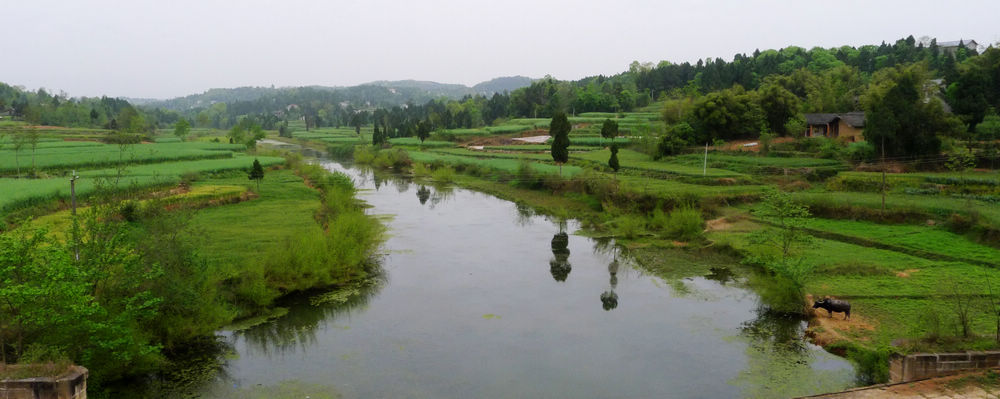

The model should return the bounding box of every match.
[0,83,174,132]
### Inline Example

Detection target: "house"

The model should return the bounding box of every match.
[803,112,865,142]
[938,40,978,55]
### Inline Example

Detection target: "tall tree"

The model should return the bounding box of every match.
[608,144,620,175]
[549,112,571,175]
[248,158,264,190]
[416,120,431,146]
[600,118,619,143]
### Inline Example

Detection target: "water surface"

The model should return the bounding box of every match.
[196,159,855,398]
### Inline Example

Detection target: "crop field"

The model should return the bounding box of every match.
[482,145,596,152]
[408,151,583,177]
[799,218,1000,266]
[618,175,765,199]
[0,156,282,213]
[386,137,456,147]
[671,153,847,173]
[575,149,744,178]
[0,141,248,174]
[792,191,1000,226]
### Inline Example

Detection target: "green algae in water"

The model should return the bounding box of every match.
[482,313,502,320]
[224,307,290,332]
[205,380,342,399]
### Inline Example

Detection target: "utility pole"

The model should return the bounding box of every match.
[71,170,80,261]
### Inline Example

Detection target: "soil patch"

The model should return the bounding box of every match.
[705,217,733,232]
[804,294,876,347]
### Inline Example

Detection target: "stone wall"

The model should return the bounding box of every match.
[0,366,87,399]
[890,351,1000,383]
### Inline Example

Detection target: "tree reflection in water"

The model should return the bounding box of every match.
[416,185,430,205]
[549,232,571,282]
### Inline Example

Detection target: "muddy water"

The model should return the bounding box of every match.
[195,159,856,398]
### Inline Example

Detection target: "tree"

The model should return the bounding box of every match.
[748,189,814,314]
[600,118,619,143]
[608,144,620,174]
[227,124,246,144]
[977,110,1000,141]
[549,112,571,175]
[248,158,264,190]
[173,119,190,140]
[757,82,799,135]
[278,121,291,138]
[862,63,959,157]
[416,120,431,146]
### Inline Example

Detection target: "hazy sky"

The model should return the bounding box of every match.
[3,0,998,99]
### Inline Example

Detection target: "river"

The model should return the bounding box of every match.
[190,158,856,398]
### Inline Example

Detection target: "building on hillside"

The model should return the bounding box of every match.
[803,112,865,141]
[938,40,978,54]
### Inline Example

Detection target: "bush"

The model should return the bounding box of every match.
[353,145,377,164]
[431,165,456,183]
[845,141,876,162]
[656,134,689,159]
[664,205,704,241]
[614,215,646,239]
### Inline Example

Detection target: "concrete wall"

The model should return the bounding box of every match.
[890,351,1000,383]
[0,366,87,399]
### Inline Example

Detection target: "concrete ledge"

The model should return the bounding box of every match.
[890,351,1000,383]
[0,365,88,399]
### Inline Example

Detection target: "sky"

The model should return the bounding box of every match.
[2,0,998,100]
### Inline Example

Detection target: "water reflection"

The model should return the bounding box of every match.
[731,304,854,397]
[706,266,736,286]
[600,247,621,311]
[549,232,571,282]
[416,185,430,205]
[235,279,383,358]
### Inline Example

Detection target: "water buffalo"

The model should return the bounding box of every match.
[813,298,851,320]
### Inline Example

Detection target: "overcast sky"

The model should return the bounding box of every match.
[2,0,998,99]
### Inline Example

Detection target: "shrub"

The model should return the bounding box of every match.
[431,165,456,183]
[353,145,377,164]
[664,205,704,241]
[845,141,876,162]
[412,162,432,178]
[614,215,646,239]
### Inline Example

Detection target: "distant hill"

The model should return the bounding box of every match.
[365,76,533,97]
[471,76,534,94]
[141,76,533,111]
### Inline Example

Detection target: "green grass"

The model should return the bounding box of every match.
[0,156,284,213]
[672,153,846,174]
[0,142,248,174]
[576,149,744,178]
[793,191,1000,226]
[483,145,598,152]
[407,151,583,177]
[617,175,765,200]
[387,137,456,147]
[801,218,1000,266]
[713,217,1000,350]
[187,169,321,268]
[429,147,554,161]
